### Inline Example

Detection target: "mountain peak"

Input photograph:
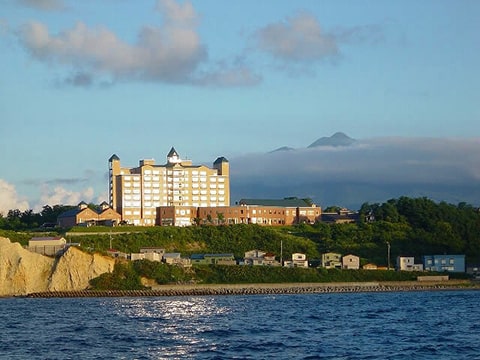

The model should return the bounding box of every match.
[308,132,356,148]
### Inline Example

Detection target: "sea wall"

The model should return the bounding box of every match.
[25,281,479,298]
[0,237,115,297]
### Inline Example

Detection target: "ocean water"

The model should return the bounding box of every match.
[1,290,479,359]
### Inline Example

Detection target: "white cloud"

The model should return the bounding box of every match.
[36,185,95,210]
[252,12,338,62]
[15,0,259,87]
[0,179,30,215]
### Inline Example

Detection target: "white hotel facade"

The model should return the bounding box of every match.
[109,148,230,226]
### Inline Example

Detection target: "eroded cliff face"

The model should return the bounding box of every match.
[48,247,115,292]
[0,237,115,296]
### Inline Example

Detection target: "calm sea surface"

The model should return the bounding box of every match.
[1,290,479,359]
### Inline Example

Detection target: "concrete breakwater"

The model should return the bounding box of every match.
[24,281,479,298]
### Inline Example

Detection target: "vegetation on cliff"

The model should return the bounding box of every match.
[88,261,469,290]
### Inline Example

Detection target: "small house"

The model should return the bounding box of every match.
[423,255,465,273]
[284,253,308,268]
[342,254,360,270]
[320,252,342,269]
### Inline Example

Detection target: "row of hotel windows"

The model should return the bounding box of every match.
[123,190,225,197]
[140,170,210,176]
[123,204,227,215]
[123,197,226,207]
[122,182,225,188]
[122,175,225,182]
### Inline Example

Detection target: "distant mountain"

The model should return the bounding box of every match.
[308,132,356,148]
[269,146,295,153]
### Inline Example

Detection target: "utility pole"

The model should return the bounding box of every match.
[280,239,283,266]
[387,241,391,270]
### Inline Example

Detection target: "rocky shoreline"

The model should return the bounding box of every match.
[23,281,480,298]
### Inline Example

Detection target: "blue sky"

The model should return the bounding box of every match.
[0,0,479,212]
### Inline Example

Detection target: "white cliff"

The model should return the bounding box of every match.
[0,237,115,297]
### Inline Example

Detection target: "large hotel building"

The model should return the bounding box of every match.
[109,148,230,226]
[109,148,321,227]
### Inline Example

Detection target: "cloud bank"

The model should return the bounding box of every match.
[230,137,480,209]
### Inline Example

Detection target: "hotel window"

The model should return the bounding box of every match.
[124,182,131,187]
[144,170,152,175]
[218,184,224,189]
[210,177,217,182]
[218,178,225,182]
[200,171,207,176]
[144,176,151,181]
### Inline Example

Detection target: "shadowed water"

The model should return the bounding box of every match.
[1,290,479,359]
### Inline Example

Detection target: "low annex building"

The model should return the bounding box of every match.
[28,236,67,256]
[57,201,121,228]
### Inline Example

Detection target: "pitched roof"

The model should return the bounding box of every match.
[30,236,64,241]
[109,154,120,161]
[57,208,81,218]
[167,147,178,157]
[214,156,229,164]
[239,198,313,207]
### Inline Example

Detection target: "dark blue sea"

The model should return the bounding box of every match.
[1,290,479,359]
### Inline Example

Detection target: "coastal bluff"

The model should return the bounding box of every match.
[0,237,114,297]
